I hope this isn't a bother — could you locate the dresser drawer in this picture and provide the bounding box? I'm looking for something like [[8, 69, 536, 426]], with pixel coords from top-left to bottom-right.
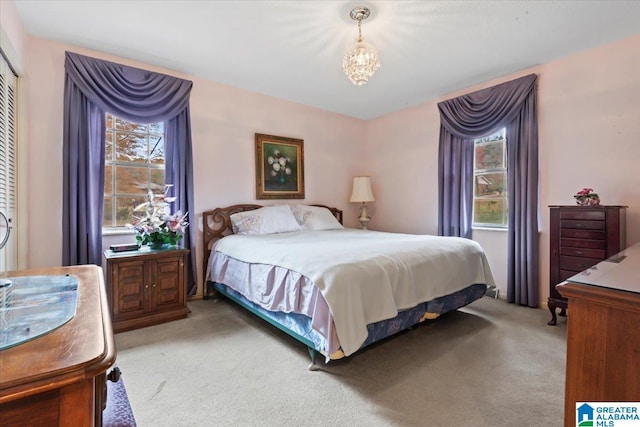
[[560, 246, 605, 259], [560, 210, 606, 221], [559, 255, 601, 272], [560, 219, 605, 230], [560, 238, 606, 250], [560, 269, 579, 282], [561, 229, 606, 240]]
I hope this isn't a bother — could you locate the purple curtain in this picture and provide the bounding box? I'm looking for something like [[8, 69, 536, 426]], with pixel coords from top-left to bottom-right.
[[165, 107, 197, 294], [438, 132, 474, 238], [63, 51, 197, 296], [437, 74, 539, 307]]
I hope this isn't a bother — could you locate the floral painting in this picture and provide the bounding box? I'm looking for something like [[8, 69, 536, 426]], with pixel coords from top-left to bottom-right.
[[255, 133, 305, 199]]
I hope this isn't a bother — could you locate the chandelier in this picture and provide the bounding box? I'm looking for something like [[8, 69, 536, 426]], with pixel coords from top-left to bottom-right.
[[342, 6, 380, 86]]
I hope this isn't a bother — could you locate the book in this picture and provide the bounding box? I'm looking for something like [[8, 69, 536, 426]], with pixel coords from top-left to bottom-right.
[[109, 243, 140, 252]]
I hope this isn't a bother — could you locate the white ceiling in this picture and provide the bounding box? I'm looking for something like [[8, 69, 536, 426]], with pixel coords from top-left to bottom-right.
[[12, 0, 640, 120]]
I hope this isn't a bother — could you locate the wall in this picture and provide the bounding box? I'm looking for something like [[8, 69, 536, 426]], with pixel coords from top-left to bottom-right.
[[24, 36, 367, 294], [366, 34, 640, 305]]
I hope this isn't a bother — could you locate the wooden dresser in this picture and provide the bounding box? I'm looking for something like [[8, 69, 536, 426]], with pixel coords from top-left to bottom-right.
[[0, 265, 116, 427], [104, 247, 190, 333], [557, 241, 640, 427], [548, 205, 626, 325]]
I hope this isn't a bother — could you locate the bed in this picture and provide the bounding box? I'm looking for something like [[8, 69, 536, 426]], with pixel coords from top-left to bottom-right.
[[203, 204, 494, 369]]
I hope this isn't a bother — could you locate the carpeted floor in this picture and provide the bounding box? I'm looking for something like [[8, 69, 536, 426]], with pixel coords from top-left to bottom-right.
[[114, 296, 567, 426]]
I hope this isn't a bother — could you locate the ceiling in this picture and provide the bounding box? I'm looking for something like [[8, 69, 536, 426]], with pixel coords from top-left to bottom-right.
[[12, 0, 640, 120]]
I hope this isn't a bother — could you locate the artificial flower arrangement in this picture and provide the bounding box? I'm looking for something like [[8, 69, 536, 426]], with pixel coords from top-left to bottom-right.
[[127, 185, 188, 249], [574, 187, 600, 206]]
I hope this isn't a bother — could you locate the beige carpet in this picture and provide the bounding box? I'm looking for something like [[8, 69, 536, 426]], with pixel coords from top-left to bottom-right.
[[114, 297, 567, 426]]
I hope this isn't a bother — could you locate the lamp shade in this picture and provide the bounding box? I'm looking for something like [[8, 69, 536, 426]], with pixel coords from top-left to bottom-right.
[[350, 176, 375, 203]]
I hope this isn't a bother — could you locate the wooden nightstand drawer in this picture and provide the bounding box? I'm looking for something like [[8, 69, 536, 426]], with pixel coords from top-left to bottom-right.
[[560, 238, 606, 250], [560, 269, 579, 282], [561, 229, 606, 240], [559, 255, 601, 272], [560, 246, 605, 259], [559, 210, 606, 221], [560, 219, 605, 230]]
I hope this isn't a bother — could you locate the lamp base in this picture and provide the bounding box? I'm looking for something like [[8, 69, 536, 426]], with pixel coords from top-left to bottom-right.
[[358, 203, 371, 230]]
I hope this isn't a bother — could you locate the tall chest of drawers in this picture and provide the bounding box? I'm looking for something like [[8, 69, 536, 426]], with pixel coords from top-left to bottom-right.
[[548, 205, 626, 325]]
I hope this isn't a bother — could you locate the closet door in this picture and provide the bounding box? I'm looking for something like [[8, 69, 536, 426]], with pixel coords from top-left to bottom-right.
[[0, 54, 17, 271]]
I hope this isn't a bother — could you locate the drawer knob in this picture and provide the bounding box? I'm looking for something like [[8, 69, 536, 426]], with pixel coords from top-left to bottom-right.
[[152, 283, 156, 288], [575, 251, 584, 255]]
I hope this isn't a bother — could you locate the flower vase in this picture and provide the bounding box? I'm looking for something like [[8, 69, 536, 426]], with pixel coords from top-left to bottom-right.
[[576, 196, 600, 206], [150, 240, 166, 250]]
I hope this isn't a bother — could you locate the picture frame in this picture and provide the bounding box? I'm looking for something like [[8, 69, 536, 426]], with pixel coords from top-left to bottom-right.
[[255, 133, 305, 199]]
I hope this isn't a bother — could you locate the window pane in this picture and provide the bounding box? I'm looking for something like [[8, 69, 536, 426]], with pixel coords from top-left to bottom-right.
[[475, 172, 506, 197], [474, 199, 506, 226], [148, 136, 164, 164], [115, 132, 148, 163], [104, 165, 113, 194], [115, 195, 146, 227], [105, 131, 114, 160], [150, 168, 165, 190], [149, 122, 164, 133], [475, 140, 504, 170], [103, 197, 113, 227], [115, 166, 148, 194], [115, 117, 146, 133], [106, 113, 113, 129]]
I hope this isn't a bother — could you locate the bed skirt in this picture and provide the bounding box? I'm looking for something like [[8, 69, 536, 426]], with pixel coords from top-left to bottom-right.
[[210, 281, 486, 361]]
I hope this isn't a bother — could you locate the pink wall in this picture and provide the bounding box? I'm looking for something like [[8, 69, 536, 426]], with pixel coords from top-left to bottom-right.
[[24, 37, 367, 294], [0, 0, 26, 69], [366, 35, 640, 305], [6, 4, 640, 305]]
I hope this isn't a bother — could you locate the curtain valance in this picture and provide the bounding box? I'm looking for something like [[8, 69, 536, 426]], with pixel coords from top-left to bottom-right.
[[64, 51, 192, 123], [438, 74, 537, 138]]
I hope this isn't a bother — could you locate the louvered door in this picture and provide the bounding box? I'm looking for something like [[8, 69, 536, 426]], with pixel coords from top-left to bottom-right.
[[0, 54, 17, 271]]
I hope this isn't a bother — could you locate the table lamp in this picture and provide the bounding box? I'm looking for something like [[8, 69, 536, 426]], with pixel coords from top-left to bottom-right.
[[349, 176, 375, 229]]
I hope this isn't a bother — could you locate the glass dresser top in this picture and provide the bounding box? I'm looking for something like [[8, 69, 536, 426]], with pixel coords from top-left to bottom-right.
[[0, 275, 78, 350], [567, 241, 640, 294]]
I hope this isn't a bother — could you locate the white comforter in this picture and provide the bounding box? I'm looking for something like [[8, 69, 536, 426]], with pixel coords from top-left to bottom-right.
[[213, 229, 495, 356]]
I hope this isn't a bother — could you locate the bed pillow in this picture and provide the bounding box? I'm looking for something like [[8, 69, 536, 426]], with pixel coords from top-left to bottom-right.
[[230, 205, 302, 235], [292, 205, 344, 231]]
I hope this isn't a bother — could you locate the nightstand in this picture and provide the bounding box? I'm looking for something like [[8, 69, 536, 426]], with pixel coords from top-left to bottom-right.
[[104, 247, 190, 333]]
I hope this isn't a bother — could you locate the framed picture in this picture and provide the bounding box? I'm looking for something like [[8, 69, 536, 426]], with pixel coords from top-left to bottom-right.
[[255, 133, 305, 199]]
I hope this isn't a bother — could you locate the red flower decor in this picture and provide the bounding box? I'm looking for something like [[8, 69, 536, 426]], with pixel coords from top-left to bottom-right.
[[574, 187, 600, 206]]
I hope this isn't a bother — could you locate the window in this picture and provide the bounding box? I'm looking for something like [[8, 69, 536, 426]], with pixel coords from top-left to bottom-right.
[[473, 128, 507, 228], [103, 113, 165, 228]]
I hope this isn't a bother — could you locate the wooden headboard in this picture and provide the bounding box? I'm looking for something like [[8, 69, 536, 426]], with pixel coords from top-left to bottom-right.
[[202, 204, 343, 280]]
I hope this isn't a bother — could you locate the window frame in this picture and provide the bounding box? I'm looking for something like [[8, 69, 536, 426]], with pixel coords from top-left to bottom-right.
[[472, 128, 508, 229], [103, 113, 165, 230]]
